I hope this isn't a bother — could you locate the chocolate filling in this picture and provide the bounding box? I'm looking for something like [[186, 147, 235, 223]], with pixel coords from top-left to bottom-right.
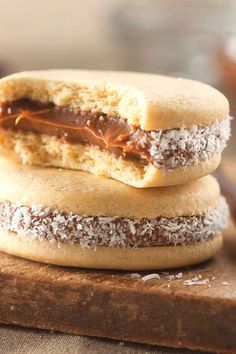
[[0, 99, 230, 169], [0, 198, 228, 248]]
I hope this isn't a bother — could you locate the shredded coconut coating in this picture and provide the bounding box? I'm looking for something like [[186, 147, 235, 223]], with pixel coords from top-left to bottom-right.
[[135, 116, 231, 169], [0, 198, 228, 248]]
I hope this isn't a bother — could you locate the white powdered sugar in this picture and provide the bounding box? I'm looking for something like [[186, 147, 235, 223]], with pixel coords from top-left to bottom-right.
[[134, 116, 231, 168], [0, 197, 228, 248]]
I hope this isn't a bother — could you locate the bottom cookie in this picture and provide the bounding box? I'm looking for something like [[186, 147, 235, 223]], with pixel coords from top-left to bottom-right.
[[0, 158, 228, 270], [0, 232, 223, 270]]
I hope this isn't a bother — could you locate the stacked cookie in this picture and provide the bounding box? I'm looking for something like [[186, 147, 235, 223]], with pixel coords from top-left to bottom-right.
[[0, 70, 230, 270]]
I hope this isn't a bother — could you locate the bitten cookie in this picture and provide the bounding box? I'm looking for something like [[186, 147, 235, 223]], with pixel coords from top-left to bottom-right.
[[0, 70, 231, 188], [0, 158, 228, 270]]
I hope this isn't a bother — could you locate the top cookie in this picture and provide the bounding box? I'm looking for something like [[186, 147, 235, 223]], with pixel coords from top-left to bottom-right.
[[0, 70, 231, 188], [0, 70, 229, 130]]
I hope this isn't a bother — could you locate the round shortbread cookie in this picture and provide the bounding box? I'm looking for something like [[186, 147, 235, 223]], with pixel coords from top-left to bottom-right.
[[0, 157, 220, 218], [0, 158, 228, 269], [0, 231, 223, 270], [0, 70, 230, 188]]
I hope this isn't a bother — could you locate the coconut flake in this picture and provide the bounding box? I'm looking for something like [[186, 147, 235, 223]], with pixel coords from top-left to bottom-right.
[[137, 116, 231, 169], [183, 275, 210, 286], [128, 273, 141, 279], [142, 273, 160, 282], [0, 197, 229, 249]]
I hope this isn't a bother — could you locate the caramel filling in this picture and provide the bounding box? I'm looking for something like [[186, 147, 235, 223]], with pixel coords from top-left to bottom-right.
[[0, 99, 230, 169], [0, 99, 152, 163]]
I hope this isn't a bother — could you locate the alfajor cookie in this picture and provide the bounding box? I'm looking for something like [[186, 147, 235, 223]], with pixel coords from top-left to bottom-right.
[[0, 158, 228, 270], [0, 70, 231, 188]]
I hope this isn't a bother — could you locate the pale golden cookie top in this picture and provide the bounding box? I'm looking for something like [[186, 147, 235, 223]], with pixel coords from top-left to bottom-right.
[[0, 158, 220, 218], [0, 70, 229, 130]]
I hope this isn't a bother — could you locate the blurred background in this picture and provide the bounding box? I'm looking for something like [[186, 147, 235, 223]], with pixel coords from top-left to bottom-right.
[[0, 0, 235, 155]]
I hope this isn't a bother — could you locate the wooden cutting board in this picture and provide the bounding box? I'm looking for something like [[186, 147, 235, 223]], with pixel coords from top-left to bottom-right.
[[0, 163, 236, 354]]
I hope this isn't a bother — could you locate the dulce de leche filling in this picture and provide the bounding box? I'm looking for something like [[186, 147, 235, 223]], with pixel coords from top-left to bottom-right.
[[0, 99, 154, 164], [0, 99, 231, 169]]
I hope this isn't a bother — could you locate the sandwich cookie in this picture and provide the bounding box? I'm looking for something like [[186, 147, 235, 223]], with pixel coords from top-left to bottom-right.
[[0, 70, 231, 188], [0, 158, 228, 270]]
